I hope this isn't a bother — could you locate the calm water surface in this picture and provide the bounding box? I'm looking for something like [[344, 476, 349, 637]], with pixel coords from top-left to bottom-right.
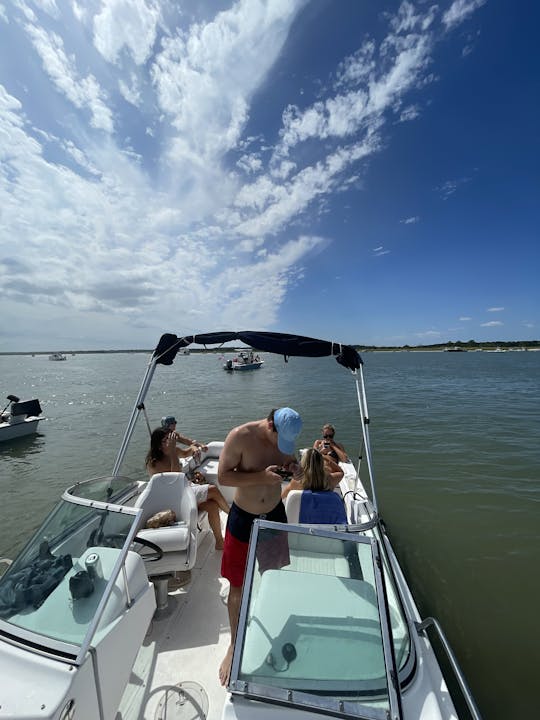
[[1, 349, 539, 719]]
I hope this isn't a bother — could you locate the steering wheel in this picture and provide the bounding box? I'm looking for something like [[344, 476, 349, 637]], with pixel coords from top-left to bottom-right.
[[100, 533, 163, 562]]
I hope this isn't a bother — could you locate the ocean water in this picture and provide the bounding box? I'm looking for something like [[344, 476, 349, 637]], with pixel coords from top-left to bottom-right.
[[1, 348, 539, 718]]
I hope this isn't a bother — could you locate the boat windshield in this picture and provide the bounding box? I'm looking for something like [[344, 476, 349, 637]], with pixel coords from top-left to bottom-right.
[[230, 521, 403, 720], [0, 477, 141, 661]]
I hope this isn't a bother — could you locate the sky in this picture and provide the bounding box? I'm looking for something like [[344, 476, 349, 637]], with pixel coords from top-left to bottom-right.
[[0, 0, 538, 351]]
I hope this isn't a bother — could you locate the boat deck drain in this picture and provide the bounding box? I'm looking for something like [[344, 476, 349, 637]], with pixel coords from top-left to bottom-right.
[[154, 682, 209, 720]]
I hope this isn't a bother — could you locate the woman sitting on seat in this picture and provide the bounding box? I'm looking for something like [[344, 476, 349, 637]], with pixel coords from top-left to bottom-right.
[[146, 427, 229, 550], [282, 448, 346, 524]]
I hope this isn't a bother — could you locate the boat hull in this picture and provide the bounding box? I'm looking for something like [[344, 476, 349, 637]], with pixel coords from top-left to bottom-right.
[[224, 361, 264, 371], [0, 418, 41, 442]]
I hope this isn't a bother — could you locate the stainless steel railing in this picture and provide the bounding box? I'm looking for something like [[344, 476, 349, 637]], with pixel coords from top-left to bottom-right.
[[415, 617, 482, 720]]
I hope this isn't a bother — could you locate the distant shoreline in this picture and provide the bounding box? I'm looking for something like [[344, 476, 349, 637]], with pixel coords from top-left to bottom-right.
[[1, 340, 538, 356]]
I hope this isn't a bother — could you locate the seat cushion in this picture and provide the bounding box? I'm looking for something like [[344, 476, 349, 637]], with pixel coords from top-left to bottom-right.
[[137, 522, 189, 552]]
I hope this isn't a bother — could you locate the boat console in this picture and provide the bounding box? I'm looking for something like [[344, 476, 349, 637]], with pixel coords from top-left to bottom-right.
[[0, 476, 156, 720]]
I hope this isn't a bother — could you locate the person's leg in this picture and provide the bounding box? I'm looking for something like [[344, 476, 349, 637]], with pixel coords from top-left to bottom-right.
[[219, 504, 250, 686], [207, 484, 230, 514], [199, 499, 224, 549], [219, 583, 242, 686]]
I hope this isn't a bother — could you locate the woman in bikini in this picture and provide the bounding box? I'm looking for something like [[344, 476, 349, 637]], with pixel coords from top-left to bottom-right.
[[145, 427, 229, 550]]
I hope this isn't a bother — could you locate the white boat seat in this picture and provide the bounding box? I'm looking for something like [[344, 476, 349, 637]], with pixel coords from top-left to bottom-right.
[[134, 472, 198, 613], [200, 457, 219, 481], [136, 522, 188, 553], [285, 489, 348, 525], [284, 490, 351, 576], [284, 490, 302, 523]]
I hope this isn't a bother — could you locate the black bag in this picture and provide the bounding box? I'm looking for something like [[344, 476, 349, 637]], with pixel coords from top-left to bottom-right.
[[69, 570, 94, 599]]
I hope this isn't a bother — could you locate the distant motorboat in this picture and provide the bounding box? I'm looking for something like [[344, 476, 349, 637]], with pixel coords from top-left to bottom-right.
[[445, 347, 468, 352], [0, 394, 44, 442], [223, 351, 264, 371], [49, 352, 67, 361]]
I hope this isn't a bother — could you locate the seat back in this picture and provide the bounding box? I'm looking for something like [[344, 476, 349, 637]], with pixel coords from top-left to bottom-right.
[[285, 489, 348, 525], [284, 490, 303, 523], [134, 472, 198, 576], [135, 472, 186, 524]]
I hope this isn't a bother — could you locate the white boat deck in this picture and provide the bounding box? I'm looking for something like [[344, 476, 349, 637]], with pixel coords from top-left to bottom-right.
[[118, 521, 230, 720]]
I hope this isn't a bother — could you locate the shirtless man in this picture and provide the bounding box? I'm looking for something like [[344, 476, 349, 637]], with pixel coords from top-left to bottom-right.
[[217, 407, 302, 686], [161, 415, 208, 455]]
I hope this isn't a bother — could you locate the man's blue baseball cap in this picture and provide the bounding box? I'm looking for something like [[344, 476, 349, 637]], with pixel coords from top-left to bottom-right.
[[274, 407, 302, 454]]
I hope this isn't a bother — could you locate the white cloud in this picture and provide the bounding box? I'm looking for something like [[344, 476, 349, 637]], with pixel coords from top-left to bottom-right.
[[487, 306, 504, 312], [24, 22, 114, 133], [93, 0, 160, 66], [236, 153, 263, 175], [436, 175, 472, 199], [459, 316, 472, 321], [481, 321, 503, 327], [276, 15, 433, 158], [152, 0, 306, 162], [118, 74, 142, 106], [400, 216, 419, 224], [443, 0, 487, 31], [398, 104, 420, 122]]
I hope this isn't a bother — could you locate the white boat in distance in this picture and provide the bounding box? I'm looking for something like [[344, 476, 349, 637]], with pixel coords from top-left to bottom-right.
[[49, 352, 67, 361], [224, 350, 264, 371], [0, 394, 44, 442], [0, 331, 481, 720]]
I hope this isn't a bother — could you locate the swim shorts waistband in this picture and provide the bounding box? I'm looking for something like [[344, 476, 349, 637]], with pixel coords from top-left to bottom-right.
[[227, 500, 287, 543]]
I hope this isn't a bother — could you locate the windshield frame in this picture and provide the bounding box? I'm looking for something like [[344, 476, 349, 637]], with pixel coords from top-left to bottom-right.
[[229, 519, 403, 720]]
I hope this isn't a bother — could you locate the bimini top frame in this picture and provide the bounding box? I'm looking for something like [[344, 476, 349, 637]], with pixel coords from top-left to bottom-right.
[[110, 330, 379, 510]]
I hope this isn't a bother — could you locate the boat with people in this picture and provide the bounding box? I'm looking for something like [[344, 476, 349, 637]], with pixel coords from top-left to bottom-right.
[[0, 394, 44, 442], [224, 350, 264, 371], [0, 331, 481, 720], [49, 352, 67, 361]]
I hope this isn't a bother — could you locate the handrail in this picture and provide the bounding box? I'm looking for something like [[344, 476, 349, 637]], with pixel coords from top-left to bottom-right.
[[415, 617, 482, 720]]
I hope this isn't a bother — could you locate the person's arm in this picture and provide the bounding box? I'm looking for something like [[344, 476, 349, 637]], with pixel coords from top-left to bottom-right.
[[326, 439, 348, 462], [323, 455, 344, 489], [173, 430, 207, 450], [218, 427, 283, 488], [281, 475, 304, 499], [164, 433, 182, 471]]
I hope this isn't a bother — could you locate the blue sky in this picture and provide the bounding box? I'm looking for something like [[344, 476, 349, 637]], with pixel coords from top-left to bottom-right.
[[0, 0, 538, 350]]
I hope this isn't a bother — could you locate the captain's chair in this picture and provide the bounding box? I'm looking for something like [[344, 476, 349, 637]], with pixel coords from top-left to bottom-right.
[[134, 472, 198, 613]]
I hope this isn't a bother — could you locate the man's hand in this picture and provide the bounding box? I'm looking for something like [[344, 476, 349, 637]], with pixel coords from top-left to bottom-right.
[[267, 465, 291, 484]]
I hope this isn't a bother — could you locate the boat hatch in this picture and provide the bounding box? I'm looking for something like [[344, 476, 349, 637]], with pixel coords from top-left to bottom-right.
[[230, 520, 404, 720], [0, 476, 143, 662]]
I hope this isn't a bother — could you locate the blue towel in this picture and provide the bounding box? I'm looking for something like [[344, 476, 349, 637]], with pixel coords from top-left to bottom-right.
[[299, 490, 347, 524]]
